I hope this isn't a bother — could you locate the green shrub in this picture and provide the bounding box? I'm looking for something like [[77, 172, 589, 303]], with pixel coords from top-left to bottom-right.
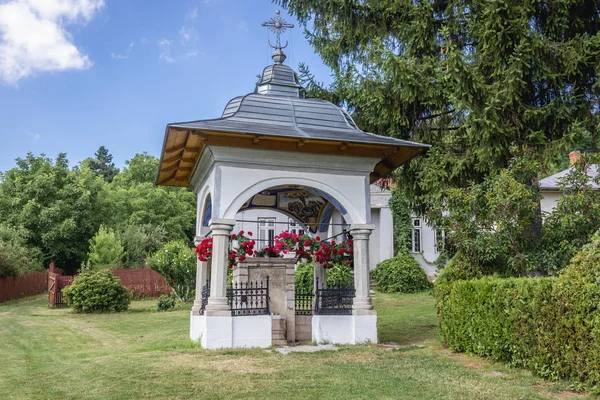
[[0, 224, 44, 277], [325, 263, 353, 288], [157, 293, 176, 311], [436, 230, 600, 389], [0, 249, 19, 277], [295, 262, 314, 292], [435, 253, 483, 284], [121, 223, 167, 267], [63, 269, 131, 313], [87, 226, 124, 268], [147, 240, 196, 302], [371, 253, 431, 293], [294, 262, 354, 292]]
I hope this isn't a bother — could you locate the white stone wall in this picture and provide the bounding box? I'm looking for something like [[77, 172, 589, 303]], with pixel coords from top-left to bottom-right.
[[312, 315, 377, 344]]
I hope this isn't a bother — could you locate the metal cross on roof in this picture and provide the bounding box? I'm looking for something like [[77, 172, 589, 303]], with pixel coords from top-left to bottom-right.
[[261, 10, 294, 49]]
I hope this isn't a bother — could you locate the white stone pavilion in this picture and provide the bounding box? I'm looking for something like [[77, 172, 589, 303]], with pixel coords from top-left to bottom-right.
[[156, 11, 429, 349]]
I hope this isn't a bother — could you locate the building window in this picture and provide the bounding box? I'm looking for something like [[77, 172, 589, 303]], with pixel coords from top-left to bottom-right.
[[434, 229, 445, 253], [410, 219, 421, 253], [288, 219, 304, 236], [258, 218, 275, 250]]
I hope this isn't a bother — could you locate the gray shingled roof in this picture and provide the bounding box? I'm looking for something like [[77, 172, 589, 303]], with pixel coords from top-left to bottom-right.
[[166, 60, 429, 150], [169, 93, 429, 149], [539, 165, 599, 190]]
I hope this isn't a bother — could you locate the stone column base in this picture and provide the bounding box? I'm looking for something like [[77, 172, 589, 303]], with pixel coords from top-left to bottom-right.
[[311, 313, 377, 345], [190, 313, 272, 349]]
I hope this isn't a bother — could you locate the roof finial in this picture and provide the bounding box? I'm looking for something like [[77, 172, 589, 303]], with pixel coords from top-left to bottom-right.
[[261, 10, 294, 64]]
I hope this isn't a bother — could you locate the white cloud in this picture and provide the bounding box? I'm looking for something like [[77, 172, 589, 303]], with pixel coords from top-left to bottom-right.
[[157, 39, 174, 63], [26, 131, 40, 141], [186, 8, 198, 19], [0, 0, 104, 85], [179, 26, 195, 43], [111, 41, 134, 60]]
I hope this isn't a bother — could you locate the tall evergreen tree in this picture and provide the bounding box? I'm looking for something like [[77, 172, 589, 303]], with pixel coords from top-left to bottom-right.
[[89, 146, 119, 183], [279, 0, 600, 216]]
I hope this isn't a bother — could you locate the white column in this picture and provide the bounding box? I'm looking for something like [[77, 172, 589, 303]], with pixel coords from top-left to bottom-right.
[[313, 261, 326, 291], [350, 224, 375, 314], [205, 218, 236, 316]]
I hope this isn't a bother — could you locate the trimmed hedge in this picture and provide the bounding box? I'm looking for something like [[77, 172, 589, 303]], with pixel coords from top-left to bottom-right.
[[437, 231, 600, 389], [63, 269, 131, 313], [371, 253, 431, 293]]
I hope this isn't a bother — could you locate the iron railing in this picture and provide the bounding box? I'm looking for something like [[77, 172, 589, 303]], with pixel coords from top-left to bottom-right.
[[227, 277, 270, 316], [314, 277, 354, 315], [198, 279, 210, 316], [295, 288, 314, 315]]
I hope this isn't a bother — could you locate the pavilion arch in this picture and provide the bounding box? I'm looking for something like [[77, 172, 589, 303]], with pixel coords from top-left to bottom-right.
[[221, 177, 363, 227]]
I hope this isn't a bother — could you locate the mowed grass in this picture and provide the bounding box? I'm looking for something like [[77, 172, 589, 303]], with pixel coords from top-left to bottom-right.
[[0, 292, 583, 399]]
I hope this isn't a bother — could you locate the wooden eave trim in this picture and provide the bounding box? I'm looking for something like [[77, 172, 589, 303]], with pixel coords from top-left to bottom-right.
[[158, 126, 427, 187]]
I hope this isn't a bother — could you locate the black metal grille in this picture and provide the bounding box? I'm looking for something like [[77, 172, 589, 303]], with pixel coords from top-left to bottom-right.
[[295, 289, 314, 315], [199, 279, 210, 316], [227, 276, 270, 316], [315, 277, 355, 315]]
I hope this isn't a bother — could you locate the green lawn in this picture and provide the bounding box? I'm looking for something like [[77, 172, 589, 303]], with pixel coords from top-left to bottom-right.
[[0, 292, 584, 399]]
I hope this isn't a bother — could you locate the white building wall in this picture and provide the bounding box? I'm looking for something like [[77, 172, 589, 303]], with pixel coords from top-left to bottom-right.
[[419, 219, 439, 264], [234, 209, 295, 248], [540, 190, 560, 215], [377, 207, 394, 267], [369, 208, 381, 268]]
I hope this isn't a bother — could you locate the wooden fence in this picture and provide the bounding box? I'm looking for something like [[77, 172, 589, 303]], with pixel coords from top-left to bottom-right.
[[0, 271, 48, 303], [111, 268, 171, 298]]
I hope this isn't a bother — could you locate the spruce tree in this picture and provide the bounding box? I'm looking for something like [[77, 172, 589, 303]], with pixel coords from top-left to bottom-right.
[[89, 146, 119, 183], [279, 0, 600, 215]]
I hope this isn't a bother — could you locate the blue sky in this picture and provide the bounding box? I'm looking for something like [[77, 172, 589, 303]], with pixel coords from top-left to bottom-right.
[[0, 0, 332, 172]]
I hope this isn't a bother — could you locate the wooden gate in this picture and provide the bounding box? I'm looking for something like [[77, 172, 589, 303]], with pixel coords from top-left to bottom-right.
[[48, 272, 73, 308]]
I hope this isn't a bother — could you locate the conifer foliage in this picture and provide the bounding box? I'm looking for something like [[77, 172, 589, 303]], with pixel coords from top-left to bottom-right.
[[280, 0, 600, 212]]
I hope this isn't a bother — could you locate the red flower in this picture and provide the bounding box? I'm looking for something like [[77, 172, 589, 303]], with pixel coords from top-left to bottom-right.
[[247, 231, 252, 236], [231, 234, 237, 239], [239, 230, 245, 235], [303, 239, 312, 247], [315, 236, 321, 241]]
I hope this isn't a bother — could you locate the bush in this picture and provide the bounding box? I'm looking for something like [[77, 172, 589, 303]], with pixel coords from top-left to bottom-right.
[[157, 293, 176, 311], [436, 230, 600, 390], [63, 269, 131, 313], [87, 226, 124, 268], [435, 253, 483, 284], [0, 224, 44, 277], [371, 253, 431, 293], [295, 262, 354, 292], [121, 223, 167, 267], [147, 240, 196, 302], [0, 249, 18, 277]]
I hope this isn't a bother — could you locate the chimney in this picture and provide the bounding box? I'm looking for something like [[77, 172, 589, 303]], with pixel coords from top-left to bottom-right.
[[570, 150, 581, 166]]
